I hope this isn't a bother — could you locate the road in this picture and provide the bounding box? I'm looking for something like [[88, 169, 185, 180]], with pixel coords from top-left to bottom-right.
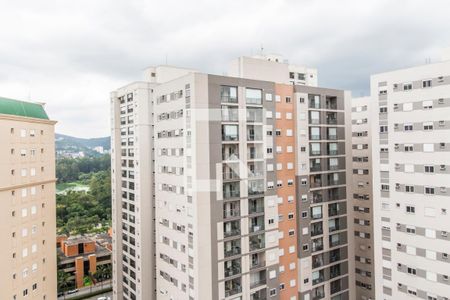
[[58, 281, 112, 300], [84, 291, 112, 300]]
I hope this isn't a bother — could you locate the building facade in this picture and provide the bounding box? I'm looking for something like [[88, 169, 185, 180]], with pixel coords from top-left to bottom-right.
[[57, 234, 112, 290], [371, 59, 450, 299], [294, 86, 354, 300], [111, 55, 353, 300], [350, 97, 375, 300], [0, 97, 57, 300]]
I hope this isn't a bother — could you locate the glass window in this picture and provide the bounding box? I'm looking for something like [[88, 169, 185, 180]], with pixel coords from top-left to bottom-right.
[[246, 88, 262, 105]]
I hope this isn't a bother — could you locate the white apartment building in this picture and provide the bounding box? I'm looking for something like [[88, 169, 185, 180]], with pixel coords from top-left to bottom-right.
[[350, 97, 375, 300], [371, 58, 450, 300], [111, 56, 354, 300]]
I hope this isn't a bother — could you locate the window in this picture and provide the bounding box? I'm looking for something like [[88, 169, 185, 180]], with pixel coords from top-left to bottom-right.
[[407, 267, 416, 275], [425, 187, 435, 195], [406, 206, 415, 214], [379, 106, 387, 113], [405, 185, 414, 193], [380, 125, 388, 133], [20, 129, 27, 137], [423, 122, 433, 130], [404, 144, 414, 152], [404, 124, 413, 131], [285, 97, 291, 103], [245, 88, 262, 105], [423, 100, 433, 109], [403, 83, 412, 91], [422, 80, 432, 88], [425, 165, 434, 173]]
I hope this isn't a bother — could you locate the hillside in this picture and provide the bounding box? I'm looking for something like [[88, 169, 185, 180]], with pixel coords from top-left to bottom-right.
[[56, 133, 110, 158]]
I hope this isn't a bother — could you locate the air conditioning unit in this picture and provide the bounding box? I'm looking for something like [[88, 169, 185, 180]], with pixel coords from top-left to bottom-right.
[[441, 231, 448, 237], [439, 98, 444, 104]]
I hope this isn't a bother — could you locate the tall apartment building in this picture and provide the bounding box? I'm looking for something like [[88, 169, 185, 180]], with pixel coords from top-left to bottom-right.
[[111, 55, 353, 300], [0, 97, 57, 300], [371, 58, 450, 299], [350, 97, 375, 300]]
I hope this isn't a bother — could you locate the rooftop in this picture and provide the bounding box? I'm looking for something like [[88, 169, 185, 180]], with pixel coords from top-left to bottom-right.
[[0, 96, 49, 120]]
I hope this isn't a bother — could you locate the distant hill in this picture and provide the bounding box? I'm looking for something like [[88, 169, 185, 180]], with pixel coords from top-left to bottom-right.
[[56, 133, 110, 158]]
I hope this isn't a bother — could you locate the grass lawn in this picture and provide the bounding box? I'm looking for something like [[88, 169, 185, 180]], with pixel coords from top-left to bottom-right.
[[57, 181, 90, 194]]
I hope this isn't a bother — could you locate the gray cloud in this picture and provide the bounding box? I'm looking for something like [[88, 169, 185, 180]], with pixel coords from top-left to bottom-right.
[[0, 0, 449, 137]]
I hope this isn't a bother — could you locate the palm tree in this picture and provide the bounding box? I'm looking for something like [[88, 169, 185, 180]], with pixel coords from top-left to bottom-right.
[[57, 270, 70, 300]]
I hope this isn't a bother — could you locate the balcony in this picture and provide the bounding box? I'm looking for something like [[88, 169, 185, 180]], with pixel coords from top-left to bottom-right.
[[223, 182, 240, 199], [250, 252, 266, 269], [312, 238, 324, 252], [249, 198, 264, 214], [247, 125, 263, 141], [222, 144, 239, 161], [221, 86, 238, 104], [246, 88, 263, 105], [329, 234, 341, 247], [248, 179, 264, 196], [222, 125, 239, 142], [326, 112, 338, 125], [247, 144, 263, 160], [311, 206, 323, 220], [224, 201, 240, 218], [222, 106, 239, 122], [329, 219, 341, 232], [223, 171, 240, 181], [312, 286, 325, 300], [329, 249, 341, 263], [312, 254, 324, 268], [309, 95, 321, 109], [224, 239, 241, 257], [247, 107, 263, 123], [325, 96, 338, 110], [250, 270, 266, 288], [248, 161, 264, 178], [311, 222, 324, 236], [312, 270, 324, 285], [249, 234, 265, 251], [225, 278, 242, 297], [224, 259, 241, 277], [251, 289, 267, 300], [249, 216, 265, 233], [224, 220, 241, 238], [311, 192, 323, 203]]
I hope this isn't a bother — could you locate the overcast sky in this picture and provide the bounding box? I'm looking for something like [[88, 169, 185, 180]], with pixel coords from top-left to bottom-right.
[[1, 0, 449, 138]]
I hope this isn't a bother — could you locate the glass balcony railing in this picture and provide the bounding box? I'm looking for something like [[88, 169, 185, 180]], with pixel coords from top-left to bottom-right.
[[225, 264, 241, 277], [224, 246, 241, 257], [224, 228, 241, 238], [224, 208, 240, 218]]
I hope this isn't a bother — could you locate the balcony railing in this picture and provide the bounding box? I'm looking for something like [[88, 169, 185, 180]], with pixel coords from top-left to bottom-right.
[[223, 172, 240, 180], [225, 265, 242, 277], [249, 205, 264, 214], [250, 278, 266, 289], [221, 96, 238, 104], [224, 208, 240, 218], [224, 228, 241, 238], [225, 286, 242, 297], [249, 224, 265, 233], [225, 247, 241, 257]]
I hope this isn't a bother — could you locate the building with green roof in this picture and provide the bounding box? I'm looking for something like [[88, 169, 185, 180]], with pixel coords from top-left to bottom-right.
[[0, 96, 49, 120]]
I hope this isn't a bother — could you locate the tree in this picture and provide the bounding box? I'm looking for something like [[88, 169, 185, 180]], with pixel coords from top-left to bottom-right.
[[57, 270, 71, 299]]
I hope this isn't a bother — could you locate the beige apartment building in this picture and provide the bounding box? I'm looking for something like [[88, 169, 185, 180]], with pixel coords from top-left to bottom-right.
[[111, 55, 353, 300], [350, 97, 374, 300], [371, 56, 450, 299], [0, 97, 57, 300]]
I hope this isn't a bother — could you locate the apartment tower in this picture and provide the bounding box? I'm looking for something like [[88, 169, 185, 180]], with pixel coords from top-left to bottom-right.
[[111, 55, 353, 300], [350, 97, 375, 300], [371, 57, 450, 299], [0, 97, 57, 300]]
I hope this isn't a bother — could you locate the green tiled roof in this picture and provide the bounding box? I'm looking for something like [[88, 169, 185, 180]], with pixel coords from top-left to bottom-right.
[[0, 96, 49, 120]]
